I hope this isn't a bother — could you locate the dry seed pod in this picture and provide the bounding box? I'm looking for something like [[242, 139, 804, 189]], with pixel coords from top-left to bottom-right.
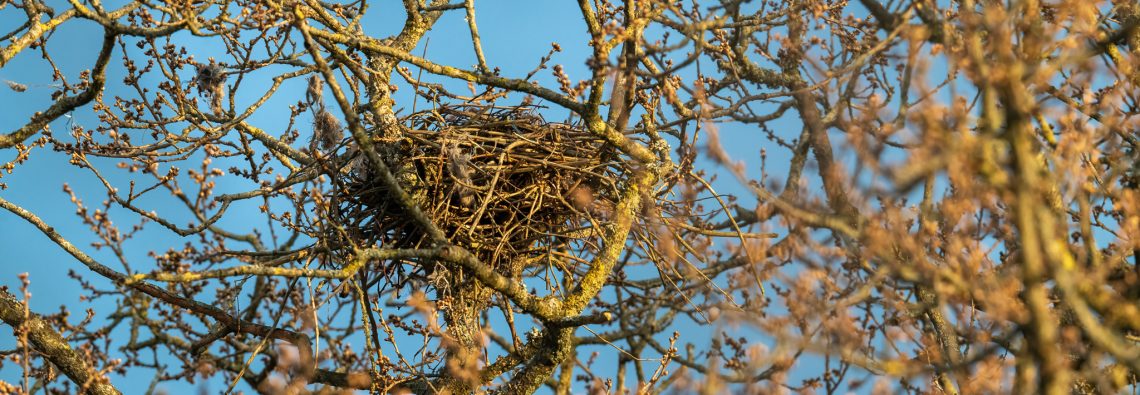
[[445, 145, 475, 206], [6, 80, 27, 92], [445, 145, 473, 181], [312, 109, 343, 151], [193, 61, 226, 113], [306, 74, 324, 108]]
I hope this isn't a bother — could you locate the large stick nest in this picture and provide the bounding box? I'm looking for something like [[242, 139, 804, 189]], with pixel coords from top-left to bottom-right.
[[334, 104, 623, 279]]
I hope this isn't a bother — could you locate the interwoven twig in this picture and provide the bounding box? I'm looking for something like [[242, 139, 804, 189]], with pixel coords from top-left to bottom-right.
[[333, 104, 625, 284]]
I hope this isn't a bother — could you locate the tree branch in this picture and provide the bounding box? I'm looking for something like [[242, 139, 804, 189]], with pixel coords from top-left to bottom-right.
[[0, 31, 114, 149], [0, 290, 121, 395]]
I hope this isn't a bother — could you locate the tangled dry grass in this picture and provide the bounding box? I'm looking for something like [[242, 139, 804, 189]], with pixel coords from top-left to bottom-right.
[[193, 60, 226, 113], [312, 109, 343, 152], [331, 104, 626, 284]]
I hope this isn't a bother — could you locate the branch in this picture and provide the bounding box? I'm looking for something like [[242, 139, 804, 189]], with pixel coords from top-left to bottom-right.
[[0, 31, 114, 149], [66, 0, 189, 37], [857, 0, 944, 43], [306, 23, 661, 164], [0, 9, 75, 67], [547, 311, 612, 328], [295, 9, 448, 244], [306, 27, 583, 114], [857, 0, 897, 30], [463, 0, 488, 73], [126, 264, 344, 284], [0, 290, 121, 395], [352, 246, 562, 321], [562, 170, 657, 314], [0, 196, 320, 381]]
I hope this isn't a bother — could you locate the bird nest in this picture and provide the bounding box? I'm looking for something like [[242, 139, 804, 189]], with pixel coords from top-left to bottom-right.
[[333, 104, 622, 281]]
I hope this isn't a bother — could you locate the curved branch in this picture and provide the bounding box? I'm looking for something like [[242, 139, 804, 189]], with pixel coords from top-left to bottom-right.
[[0, 9, 76, 67], [0, 31, 114, 149]]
